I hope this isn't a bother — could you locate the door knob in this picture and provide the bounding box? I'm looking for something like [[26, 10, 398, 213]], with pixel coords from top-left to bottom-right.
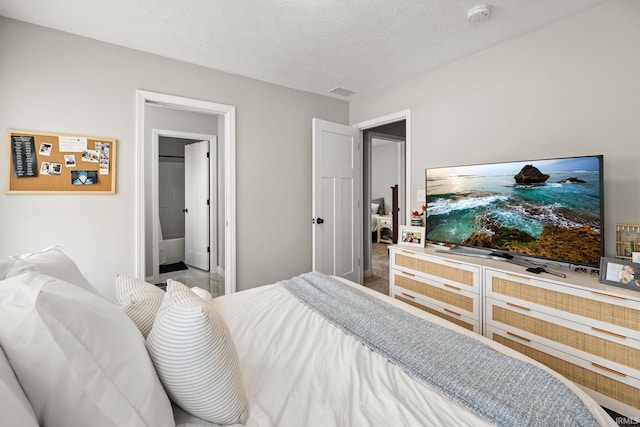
[[316, 218, 324, 224], [183, 208, 188, 213]]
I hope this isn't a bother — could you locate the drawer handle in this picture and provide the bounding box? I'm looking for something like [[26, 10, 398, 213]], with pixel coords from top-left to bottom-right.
[[590, 291, 626, 301], [401, 271, 415, 277], [506, 273, 531, 281], [444, 283, 462, 292], [400, 292, 415, 299], [506, 302, 531, 311], [591, 327, 627, 340], [443, 308, 461, 317], [506, 331, 531, 343], [591, 363, 627, 378]]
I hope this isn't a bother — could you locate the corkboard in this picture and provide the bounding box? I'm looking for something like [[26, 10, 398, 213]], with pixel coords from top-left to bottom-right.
[[6, 130, 116, 194]]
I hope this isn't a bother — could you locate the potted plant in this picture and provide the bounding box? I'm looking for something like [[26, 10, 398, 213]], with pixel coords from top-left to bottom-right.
[[411, 205, 426, 226]]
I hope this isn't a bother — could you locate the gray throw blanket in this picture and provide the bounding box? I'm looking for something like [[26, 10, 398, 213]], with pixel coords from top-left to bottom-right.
[[281, 272, 600, 427]]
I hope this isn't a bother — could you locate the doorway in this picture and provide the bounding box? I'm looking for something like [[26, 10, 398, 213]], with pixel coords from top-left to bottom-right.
[[155, 134, 224, 294], [135, 90, 237, 295], [356, 112, 409, 296]]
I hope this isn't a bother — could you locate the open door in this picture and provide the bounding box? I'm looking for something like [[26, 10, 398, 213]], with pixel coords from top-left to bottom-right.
[[184, 140, 210, 270], [312, 118, 361, 283]]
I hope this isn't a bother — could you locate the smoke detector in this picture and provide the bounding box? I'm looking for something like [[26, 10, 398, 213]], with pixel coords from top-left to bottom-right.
[[467, 4, 492, 22]]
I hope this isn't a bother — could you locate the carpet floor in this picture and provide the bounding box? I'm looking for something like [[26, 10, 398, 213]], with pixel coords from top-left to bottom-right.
[[363, 242, 390, 295]]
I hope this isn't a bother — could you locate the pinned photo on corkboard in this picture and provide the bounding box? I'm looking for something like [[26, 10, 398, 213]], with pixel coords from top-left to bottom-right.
[[6, 130, 116, 194], [71, 170, 98, 185]]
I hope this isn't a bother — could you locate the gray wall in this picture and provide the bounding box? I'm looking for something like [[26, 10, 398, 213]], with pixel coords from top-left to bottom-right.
[[0, 17, 348, 299], [371, 139, 400, 216], [350, 0, 640, 260]]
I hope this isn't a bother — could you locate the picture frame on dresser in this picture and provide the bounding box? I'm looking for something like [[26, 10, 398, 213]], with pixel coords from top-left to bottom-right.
[[599, 256, 640, 291], [398, 226, 426, 248]]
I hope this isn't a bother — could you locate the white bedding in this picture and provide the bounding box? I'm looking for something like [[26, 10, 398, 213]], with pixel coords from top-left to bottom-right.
[[180, 278, 615, 427], [371, 213, 380, 233]]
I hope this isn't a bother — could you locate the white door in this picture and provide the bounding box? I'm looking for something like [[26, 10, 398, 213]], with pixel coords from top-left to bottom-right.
[[312, 118, 361, 283], [184, 140, 210, 270]]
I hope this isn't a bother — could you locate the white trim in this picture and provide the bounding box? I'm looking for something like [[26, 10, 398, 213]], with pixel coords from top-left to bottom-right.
[[135, 90, 237, 294], [353, 109, 411, 224]]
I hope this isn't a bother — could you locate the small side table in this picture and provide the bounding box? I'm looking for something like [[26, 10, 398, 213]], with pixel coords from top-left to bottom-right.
[[377, 216, 393, 244]]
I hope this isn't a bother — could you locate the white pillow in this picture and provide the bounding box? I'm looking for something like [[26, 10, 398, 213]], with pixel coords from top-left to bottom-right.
[[5, 246, 99, 295], [146, 279, 248, 425], [115, 274, 166, 337], [190, 286, 214, 302], [0, 257, 17, 280], [371, 203, 380, 214], [0, 272, 175, 427], [0, 346, 38, 427]]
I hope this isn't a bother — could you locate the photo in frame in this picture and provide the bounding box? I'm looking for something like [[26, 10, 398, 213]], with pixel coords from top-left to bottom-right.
[[398, 226, 426, 248], [599, 257, 640, 291]]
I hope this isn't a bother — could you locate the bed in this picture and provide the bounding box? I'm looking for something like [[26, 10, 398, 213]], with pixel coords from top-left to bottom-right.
[[0, 247, 617, 427], [371, 197, 387, 234]]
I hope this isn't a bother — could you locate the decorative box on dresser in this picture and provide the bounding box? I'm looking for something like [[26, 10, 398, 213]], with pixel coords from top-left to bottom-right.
[[389, 245, 640, 419], [389, 245, 482, 333]]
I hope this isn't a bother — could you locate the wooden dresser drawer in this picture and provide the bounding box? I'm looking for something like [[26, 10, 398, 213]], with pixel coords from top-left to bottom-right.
[[488, 326, 640, 414], [486, 298, 640, 375], [392, 249, 481, 293], [395, 294, 478, 333], [486, 269, 640, 340], [394, 273, 477, 315], [389, 246, 482, 334]]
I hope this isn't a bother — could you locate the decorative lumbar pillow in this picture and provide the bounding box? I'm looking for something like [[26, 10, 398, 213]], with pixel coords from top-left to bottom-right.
[[115, 274, 166, 337], [5, 246, 99, 295], [190, 286, 214, 302], [146, 279, 248, 425], [0, 272, 175, 427], [0, 346, 38, 427]]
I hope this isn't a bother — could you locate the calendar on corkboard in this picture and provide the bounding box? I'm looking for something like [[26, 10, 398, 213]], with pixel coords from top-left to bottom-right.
[[6, 130, 116, 194]]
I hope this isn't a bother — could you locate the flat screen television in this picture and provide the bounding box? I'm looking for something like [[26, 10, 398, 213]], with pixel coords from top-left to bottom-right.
[[425, 155, 604, 267]]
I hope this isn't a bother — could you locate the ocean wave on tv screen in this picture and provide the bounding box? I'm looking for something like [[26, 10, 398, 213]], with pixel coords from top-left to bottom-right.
[[426, 174, 601, 245]]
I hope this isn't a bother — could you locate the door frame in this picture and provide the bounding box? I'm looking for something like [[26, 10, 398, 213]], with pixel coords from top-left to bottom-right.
[[364, 133, 405, 276], [151, 130, 217, 281], [135, 90, 237, 294], [354, 109, 411, 225], [354, 110, 411, 282]]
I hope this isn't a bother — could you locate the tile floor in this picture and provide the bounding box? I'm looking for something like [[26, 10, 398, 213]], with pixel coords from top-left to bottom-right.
[[157, 266, 225, 297]]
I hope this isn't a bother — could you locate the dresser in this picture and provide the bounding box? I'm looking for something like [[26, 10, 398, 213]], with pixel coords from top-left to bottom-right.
[[389, 246, 481, 333], [389, 244, 640, 418]]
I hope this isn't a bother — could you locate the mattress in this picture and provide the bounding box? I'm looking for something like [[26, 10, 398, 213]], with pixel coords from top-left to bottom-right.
[[176, 277, 616, 427]]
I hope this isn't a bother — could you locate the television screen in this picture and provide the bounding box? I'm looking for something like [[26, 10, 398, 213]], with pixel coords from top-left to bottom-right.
[[425, 155, 604, 267]]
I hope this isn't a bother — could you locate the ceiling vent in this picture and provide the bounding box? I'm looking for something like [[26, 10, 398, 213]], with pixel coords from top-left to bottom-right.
[[467, 4, 492, 22], [328, 86, 358, 97]]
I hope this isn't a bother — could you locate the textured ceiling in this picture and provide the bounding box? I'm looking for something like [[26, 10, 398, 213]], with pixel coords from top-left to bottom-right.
[[0, 0, 608, 99]]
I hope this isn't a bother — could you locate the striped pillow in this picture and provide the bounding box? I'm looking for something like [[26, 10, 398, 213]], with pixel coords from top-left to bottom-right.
[[114, 275, 165, 338], [146, 279, 248, 425], [190, 286, 213, 302]]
